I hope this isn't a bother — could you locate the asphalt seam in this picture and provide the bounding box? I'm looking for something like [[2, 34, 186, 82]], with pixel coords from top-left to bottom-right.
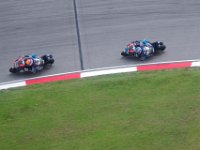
[[73, 0, 84, 70]]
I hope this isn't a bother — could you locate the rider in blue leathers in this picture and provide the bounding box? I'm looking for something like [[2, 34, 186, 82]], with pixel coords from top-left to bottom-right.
[[135, 47, 142, 57], [137, 39, 154, 57], [140, 39, 149, 46], [123, 39, 153, 58], [24, 54, 44, 73], [133, 39, 148, 57]]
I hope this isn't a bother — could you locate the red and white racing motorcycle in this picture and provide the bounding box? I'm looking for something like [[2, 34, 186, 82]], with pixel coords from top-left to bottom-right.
[[9, 54, 54, 73]]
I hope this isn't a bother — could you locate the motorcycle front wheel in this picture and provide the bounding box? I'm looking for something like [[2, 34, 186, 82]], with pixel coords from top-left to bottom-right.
[[9, 67, 18, 73], [121, 51, 129, 56]]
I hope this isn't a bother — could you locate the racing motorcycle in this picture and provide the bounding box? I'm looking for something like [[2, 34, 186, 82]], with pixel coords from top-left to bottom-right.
[[9, 54, 55, 73], [121, 41, 166, 61]]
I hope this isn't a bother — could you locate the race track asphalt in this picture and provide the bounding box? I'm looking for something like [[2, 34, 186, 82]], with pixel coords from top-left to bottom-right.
[[0, 0, 200, 83]]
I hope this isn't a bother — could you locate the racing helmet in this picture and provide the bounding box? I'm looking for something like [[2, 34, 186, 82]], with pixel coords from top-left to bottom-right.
[[142, 39, 148, 45], [32, 53, 37, 58], [34, 58, 42, 65], [25, 58, 33, 66], [143, 46, 150, 55], [143, 46, 150, 51]]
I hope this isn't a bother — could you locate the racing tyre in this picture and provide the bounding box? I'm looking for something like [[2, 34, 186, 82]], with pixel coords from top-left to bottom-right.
[[41, 55, 54, 64], [9, 67, 18, 73], [158, 45, 166, 51], [121, 51, 128, 56], [48, 58, 54, 64]]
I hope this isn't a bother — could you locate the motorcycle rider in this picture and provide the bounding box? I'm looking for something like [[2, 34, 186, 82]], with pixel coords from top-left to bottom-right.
[[23, 54, 43, 73], [138, 39, 154, 56], [133, 40, 146, 57], [23, 55, 36, 73], [139, 39, 151, 47], [124, 39, 153, 57], [135, 46, 143, 57]]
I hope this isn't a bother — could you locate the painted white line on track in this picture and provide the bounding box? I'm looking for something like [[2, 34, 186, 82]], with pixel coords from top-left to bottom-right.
[[81, 67, 137, 78], [191, 61, 200, 67], [0, 81, 26, 90]]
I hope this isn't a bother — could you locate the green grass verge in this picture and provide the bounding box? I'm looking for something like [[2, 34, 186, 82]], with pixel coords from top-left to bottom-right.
[[0, 68, 200, 150]]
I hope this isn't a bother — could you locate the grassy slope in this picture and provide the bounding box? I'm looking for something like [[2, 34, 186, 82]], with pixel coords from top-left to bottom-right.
[[0, 68, 200, 150]]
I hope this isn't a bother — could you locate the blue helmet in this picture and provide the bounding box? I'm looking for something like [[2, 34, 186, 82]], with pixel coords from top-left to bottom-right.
[[31, 53, 37, 58], [142, 39, 148, 45]]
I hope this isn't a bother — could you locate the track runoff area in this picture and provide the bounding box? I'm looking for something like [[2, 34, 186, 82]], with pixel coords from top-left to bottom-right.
[[1, 59, 200, 90]]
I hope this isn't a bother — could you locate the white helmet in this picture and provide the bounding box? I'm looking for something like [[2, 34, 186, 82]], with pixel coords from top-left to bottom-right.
[[34, 58, 42, 65], [143, 46, 150, 55], [143, 46, 149, 51]]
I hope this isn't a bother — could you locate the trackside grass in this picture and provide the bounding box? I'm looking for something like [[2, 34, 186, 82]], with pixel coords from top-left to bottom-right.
[[0, 68, 200, 150]]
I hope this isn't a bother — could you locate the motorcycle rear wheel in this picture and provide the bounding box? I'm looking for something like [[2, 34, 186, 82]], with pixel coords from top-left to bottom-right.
[[158, 45, 166, 51], [48, 58, 54, 64]]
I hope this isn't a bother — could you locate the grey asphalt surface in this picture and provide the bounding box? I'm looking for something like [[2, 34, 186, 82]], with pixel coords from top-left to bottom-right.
[[1, 0, 200, 83], [0, 0, 80, 83]]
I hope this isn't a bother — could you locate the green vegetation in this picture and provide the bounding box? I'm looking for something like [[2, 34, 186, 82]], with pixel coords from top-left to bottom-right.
[[0, 68, 200, 150]]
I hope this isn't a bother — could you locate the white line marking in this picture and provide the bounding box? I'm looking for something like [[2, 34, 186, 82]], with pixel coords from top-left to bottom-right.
[[0, 81, 26, 90], [191, 61, 200, 67], [81, 67, 137, 78]]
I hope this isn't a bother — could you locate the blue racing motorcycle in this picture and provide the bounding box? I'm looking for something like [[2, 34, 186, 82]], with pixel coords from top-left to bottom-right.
[[121, 40, 166, 61]]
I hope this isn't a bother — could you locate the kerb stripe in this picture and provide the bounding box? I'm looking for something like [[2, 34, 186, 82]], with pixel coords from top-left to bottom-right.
[[137, 62, 192, 71], [26, 73, 80, 85]]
